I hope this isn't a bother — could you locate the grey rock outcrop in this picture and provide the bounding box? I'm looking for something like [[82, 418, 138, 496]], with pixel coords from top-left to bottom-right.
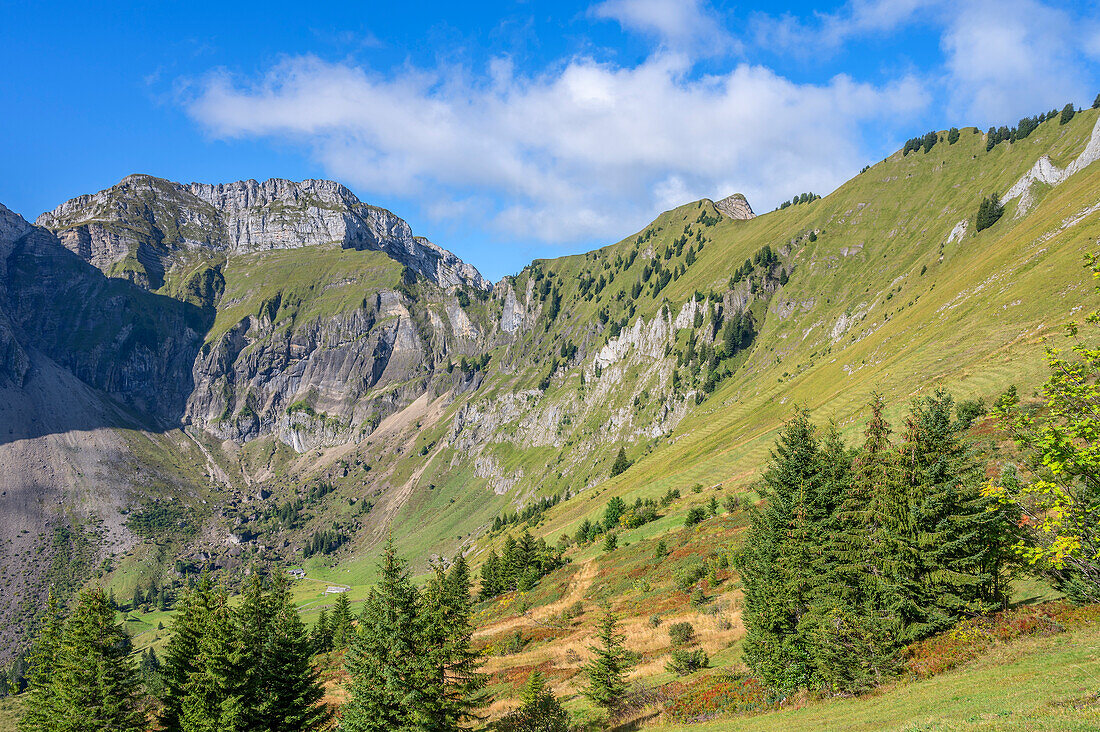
[[714, 193, 755, 220]]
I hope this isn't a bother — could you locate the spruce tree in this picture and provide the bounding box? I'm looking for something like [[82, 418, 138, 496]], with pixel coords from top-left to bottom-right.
[[495, 670, 570, 731], [736, 412, 827, 689], [1060, 102, 1076, 125], [160, 575, 219, 732], [330, 592, 353, 650], [830, 394, 904, 607], [609, 447, 631, 477], [478, 551, 502, 600], [244, 574, 331, 732], [898, 390, 1008, 634], [581, 607, 631, 717], [179, 589, 245, 732], [47, 589, 144, 732], [342, 539, 422, 732], [414, 559, 488, 729], [310, 608, 332, 654], [17, 593, 63, 732], [814, 396, 904, 690]]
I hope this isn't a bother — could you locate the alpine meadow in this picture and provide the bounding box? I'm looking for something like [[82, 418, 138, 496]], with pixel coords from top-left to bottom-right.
[[4, 3, 1100, 730]]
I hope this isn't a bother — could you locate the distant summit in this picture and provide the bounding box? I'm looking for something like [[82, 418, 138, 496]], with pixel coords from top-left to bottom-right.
[[713, 193, 755, 220]]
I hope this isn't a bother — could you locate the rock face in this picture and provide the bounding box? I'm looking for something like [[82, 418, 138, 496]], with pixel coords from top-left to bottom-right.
[[38, 175, 488, 291], [1003, 113, 1100, 216], [186, 288, 486, 450], [713, 193, 755, 220]]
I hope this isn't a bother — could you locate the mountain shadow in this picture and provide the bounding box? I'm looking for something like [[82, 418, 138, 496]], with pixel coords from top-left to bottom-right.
[[0, 225, 207, 443]]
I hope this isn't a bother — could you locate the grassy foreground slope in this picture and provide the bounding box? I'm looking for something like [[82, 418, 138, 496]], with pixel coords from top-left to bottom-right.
[[661, 626, 1100, 732]]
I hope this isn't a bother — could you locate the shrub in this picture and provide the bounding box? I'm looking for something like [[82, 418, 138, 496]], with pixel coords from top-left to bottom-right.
[[668, 622, 696, 646], [675, 565, 706, 591], [664, 674, 780, 722], [654, 540, 668, 559], [666, 648, 710, 675], [684, 507, 707, 527], [723, 495, 740, 513], [955, 397, 987, 429], [690, 588, 707, 607], [563, 601, 585, 620], [649, 614, 662, 628], [499, 630, 528, 656], [603, 532, 618, 553]]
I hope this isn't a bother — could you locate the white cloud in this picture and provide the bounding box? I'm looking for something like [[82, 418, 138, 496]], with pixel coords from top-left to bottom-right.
[[941, 0, 1092, 125], [591, 0, 737, 55], [187, 53, 926, 245], [750, 0, 1097, 126]]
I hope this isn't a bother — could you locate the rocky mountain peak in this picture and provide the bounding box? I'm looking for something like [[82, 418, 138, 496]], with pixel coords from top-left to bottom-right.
[[37, 175, 488, 291], [714, 193, 755, 220]]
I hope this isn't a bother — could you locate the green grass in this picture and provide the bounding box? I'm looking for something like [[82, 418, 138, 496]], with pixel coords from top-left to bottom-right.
[[208, 245, 404, 343], [0, 695, 21, 731], [657, 625, 1100, 731]]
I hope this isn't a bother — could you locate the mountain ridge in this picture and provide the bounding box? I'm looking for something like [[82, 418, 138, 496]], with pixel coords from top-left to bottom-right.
[[37, 173, 489, 291]]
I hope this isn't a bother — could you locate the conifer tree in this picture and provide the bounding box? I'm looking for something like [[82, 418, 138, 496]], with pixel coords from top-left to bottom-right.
[[830, 394, 904, 607], [493, 670, 570, 731], [898, 390, 1009, 634], [243, 574, 331, 732], [160, 574, 220, 732], [330, 592, 353, 650], [414, 559, 488, 730], [975, 194, 1004, 232], [17, 593, 63, 732], [813, 397, 904, 690], [37, 589, 145, 732], [609, 447, 631, 477], [737, 412, 828, 689], [179, 589, 245, 732], [479, 551, 502, 600], [1060, 103, 1076, 125], [310, 608, 332, 654], [342, 539, 422, 732], [582, 608, 631, 717]]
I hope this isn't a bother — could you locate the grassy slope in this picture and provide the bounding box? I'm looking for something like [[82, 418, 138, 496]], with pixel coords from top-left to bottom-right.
[[209, 245, 405, 343], [483, 110, 1100, 553], [660, 626, 1100, 731]]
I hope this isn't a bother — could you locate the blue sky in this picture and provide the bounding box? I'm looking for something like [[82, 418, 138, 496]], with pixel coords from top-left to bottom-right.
[[2, 0, 1098, 280]]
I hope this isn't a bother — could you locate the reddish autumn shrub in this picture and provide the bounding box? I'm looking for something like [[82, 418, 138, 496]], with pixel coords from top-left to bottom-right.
[[664, 673, 781, 723], [905, 603, 1088, 678]]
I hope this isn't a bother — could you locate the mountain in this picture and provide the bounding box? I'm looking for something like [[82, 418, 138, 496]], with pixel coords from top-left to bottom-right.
[[2, 108, 1100, 668]]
